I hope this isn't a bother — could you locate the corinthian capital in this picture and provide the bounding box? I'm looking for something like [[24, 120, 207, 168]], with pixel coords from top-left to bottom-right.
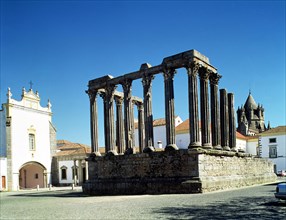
[[163, 68, 177, 81], [186, 61, 200, 77], [122, 79, 132, 100], [105, 84, 117, 103], [87, 90, 97, 103], [209, 72, 222, 85], [114, 96, 123, 105], [198, 67, 211, 81], [142, 74, 154, 87]]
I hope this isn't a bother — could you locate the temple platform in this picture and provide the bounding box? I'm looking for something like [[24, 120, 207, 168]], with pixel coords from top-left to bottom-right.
[[82, 149, 277, 195]]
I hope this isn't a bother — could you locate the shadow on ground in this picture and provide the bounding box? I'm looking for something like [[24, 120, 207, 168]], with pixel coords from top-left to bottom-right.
[[153, 196, 286, 220], [9, 190, 86, 198]]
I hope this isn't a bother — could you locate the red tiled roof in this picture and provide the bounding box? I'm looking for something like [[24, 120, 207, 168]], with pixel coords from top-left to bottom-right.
[[236, 131, 247, 140], [153, 118, 166, 127], [134, 117, 166, 129], [55, 140, 91, 157], [260, 126, 286, 135], [175, 119, 189, 132]]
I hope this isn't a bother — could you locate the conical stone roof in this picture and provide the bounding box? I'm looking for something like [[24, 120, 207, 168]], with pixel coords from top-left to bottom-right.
[[244, 92, 257, 110]]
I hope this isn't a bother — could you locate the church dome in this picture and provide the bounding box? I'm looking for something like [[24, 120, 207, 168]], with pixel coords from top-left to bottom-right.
[[244, 93, 257, 110]]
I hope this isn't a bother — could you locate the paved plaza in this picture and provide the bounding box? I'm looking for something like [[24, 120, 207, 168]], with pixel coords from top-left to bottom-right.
[[0, 182, 285, 220]]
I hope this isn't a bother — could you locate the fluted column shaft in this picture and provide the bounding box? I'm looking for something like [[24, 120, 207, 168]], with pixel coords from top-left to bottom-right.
[[122, 79, 135, 153], [220, 89, 230, 150], [104, 84, 117, 154], [186, 62, 200, 148], [142, 75, 155, 149], [228, 93, 236, 151], [163, 68, 177, 149], [136, 102, 144, 153], [199, 67, 212, 148], [210, 73, 222, 150], [88, 91, 100, 154], [115, 96, 125, 154]]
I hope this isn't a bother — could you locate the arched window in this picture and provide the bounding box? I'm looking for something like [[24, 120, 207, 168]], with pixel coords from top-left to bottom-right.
[[60, 166, 67, 180]]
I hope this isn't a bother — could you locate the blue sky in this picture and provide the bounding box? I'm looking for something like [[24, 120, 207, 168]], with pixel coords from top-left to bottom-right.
[[1, 0, 285, 146]]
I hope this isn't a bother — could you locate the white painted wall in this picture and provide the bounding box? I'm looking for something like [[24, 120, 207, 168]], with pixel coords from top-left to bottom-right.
[[246, 139, 258, 156], [0, 157, 7, 190], [176, 133, 190, 149], [261, 134, 286, 172], [134, 116, 183, 149], [154, 126, 166, 148], [236, 138, 247, 152], [0, 108, 7, 156], [2, 88, 54, 190], [58, 160, 75, 185]]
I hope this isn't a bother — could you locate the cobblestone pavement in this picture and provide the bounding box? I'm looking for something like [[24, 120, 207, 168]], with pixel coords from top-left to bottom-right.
[[0, 182, 285, 220]]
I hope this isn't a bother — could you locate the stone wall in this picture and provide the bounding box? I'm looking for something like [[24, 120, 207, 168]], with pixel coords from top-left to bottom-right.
[[83, 149, 277, 195]]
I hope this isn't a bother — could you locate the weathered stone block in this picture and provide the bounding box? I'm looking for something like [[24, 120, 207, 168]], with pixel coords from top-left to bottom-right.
[[83, 149, 277, 195]]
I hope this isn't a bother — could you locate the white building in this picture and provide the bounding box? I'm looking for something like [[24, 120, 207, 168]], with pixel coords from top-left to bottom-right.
[[52, 140, 91, 186], [0, 87, 56, 191], [175, 119, 248, 152], [260, 126, 286, 173], [134, 116, 183, 149]]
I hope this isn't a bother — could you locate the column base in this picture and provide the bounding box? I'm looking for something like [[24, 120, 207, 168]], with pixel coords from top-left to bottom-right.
[[202, 143, 212, 149], [213, 145, 222, 150], [165, 144, 179, 151], [143, 146, 155, 153], [238, 149, 246, 153], [223, 146, 231, 151], [188, 142, 201, 149], [231, 148, 238, 152], [125, 147, 136, 155], [106, 150, 118, 156], [90, 151, 102, 157]]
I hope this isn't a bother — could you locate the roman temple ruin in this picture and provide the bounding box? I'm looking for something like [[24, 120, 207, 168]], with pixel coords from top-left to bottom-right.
[[83, 49, 276, 195]]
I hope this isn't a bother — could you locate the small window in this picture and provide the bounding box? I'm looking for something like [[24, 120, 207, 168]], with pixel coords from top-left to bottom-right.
[[61, 168, 67, 180], [35, 173, 38, 179], [29, 134, 36, 150], [269, 138, 277, 143], [269, 146, 277, 158]]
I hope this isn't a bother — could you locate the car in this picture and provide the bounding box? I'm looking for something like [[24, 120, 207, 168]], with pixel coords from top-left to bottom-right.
[[275, 183, 286, 200], [276, 170, 286, 177]]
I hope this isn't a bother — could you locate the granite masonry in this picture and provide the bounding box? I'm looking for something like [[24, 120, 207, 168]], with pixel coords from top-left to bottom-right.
[[83, 49, 276, 195]]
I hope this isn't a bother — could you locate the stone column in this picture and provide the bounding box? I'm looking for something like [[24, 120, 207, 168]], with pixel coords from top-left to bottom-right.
[[198, 67, 212, 149], [228, 93, 237, 151], [85, 161, 89, 181], [220, 89, 230, 150], [122, 79, 136, 154], [104, 84, 118, 155], [163, 68, 178, 150], [115, 96, 125, 154], [88, 91, 101, 156], [136, 101, 145, 153], [99, 91, 107, 149], [73, 160, 77, 186], [78, 160, 82, 186], [209, 73, 222, 150], [186, 62, 200, 148], [142, 74, 155, 152]]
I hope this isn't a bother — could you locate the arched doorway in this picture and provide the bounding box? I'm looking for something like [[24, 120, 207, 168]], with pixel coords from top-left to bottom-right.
[[19, 162, 47, 189]]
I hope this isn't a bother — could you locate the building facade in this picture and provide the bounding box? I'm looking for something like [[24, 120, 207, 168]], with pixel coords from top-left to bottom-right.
[[0, 88, 56, 191], [260, 126, 286, 173], [52, 140, 91, 186]]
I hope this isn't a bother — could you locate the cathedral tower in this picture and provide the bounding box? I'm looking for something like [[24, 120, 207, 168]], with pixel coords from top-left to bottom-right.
[[237, 92, 269, 136]]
